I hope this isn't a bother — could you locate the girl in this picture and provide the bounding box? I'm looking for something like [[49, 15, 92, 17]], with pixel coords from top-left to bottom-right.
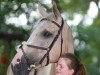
[[56, 53, 86, 75]]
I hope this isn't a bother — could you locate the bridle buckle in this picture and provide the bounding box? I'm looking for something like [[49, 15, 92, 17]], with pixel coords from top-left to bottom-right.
[[27, 65, 36, 71]]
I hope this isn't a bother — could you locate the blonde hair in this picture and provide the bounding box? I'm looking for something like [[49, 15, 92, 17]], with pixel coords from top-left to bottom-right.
[[61, 53, 86, 75]]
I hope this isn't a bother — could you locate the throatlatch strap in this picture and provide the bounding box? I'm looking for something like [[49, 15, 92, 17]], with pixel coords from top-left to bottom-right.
[[60, 30, 63, 57]]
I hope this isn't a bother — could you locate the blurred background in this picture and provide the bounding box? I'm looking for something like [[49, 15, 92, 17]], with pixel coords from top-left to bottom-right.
[[0, 0, 100, 75]]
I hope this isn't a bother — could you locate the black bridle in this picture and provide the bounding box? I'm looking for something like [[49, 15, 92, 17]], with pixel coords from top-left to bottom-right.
[[19, 17, 64, 74]]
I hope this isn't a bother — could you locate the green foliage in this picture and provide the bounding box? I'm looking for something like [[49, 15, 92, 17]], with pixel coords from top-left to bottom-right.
[[55, 0, 90, 13], [75, 23, 100, 75]]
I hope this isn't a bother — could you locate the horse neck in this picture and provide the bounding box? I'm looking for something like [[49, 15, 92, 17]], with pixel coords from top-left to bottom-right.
[[62, 21, 74, 54]]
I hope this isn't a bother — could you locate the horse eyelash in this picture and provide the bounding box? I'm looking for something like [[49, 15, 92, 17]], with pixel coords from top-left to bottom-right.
[[41, 30, 53, 38]]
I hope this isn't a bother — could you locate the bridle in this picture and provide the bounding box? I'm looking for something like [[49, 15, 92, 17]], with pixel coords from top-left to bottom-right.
[[19, 17, 64, 74]]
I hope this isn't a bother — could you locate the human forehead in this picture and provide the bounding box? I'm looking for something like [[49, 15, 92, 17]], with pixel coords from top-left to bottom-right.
[[58, 58, 71, 65], [57, 58, 66, 68]]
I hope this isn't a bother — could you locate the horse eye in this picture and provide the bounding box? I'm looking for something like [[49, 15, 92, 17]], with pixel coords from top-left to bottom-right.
[[42, 30, 53, 38]]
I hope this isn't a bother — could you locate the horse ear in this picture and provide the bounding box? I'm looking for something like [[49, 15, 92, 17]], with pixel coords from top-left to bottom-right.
[[38, 3, 48, 17], [52, 1, 61, 20]]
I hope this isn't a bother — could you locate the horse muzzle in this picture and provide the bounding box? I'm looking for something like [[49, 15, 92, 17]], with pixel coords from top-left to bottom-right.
[[11, 52, 45, 75], [11, 53, 30, 75]]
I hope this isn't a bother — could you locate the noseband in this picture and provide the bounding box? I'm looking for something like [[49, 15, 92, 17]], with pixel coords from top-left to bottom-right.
[[19, 17, 64, 73]]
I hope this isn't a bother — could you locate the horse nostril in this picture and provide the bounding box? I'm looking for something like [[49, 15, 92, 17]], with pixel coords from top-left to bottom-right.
[[17, 58, 20, 62]]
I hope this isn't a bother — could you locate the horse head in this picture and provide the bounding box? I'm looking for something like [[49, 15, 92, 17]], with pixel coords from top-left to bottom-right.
[[10, 1, 74, 75]]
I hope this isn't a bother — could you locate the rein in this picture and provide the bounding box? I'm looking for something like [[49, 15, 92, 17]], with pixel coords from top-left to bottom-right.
[[19, 17, 64, 75]]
